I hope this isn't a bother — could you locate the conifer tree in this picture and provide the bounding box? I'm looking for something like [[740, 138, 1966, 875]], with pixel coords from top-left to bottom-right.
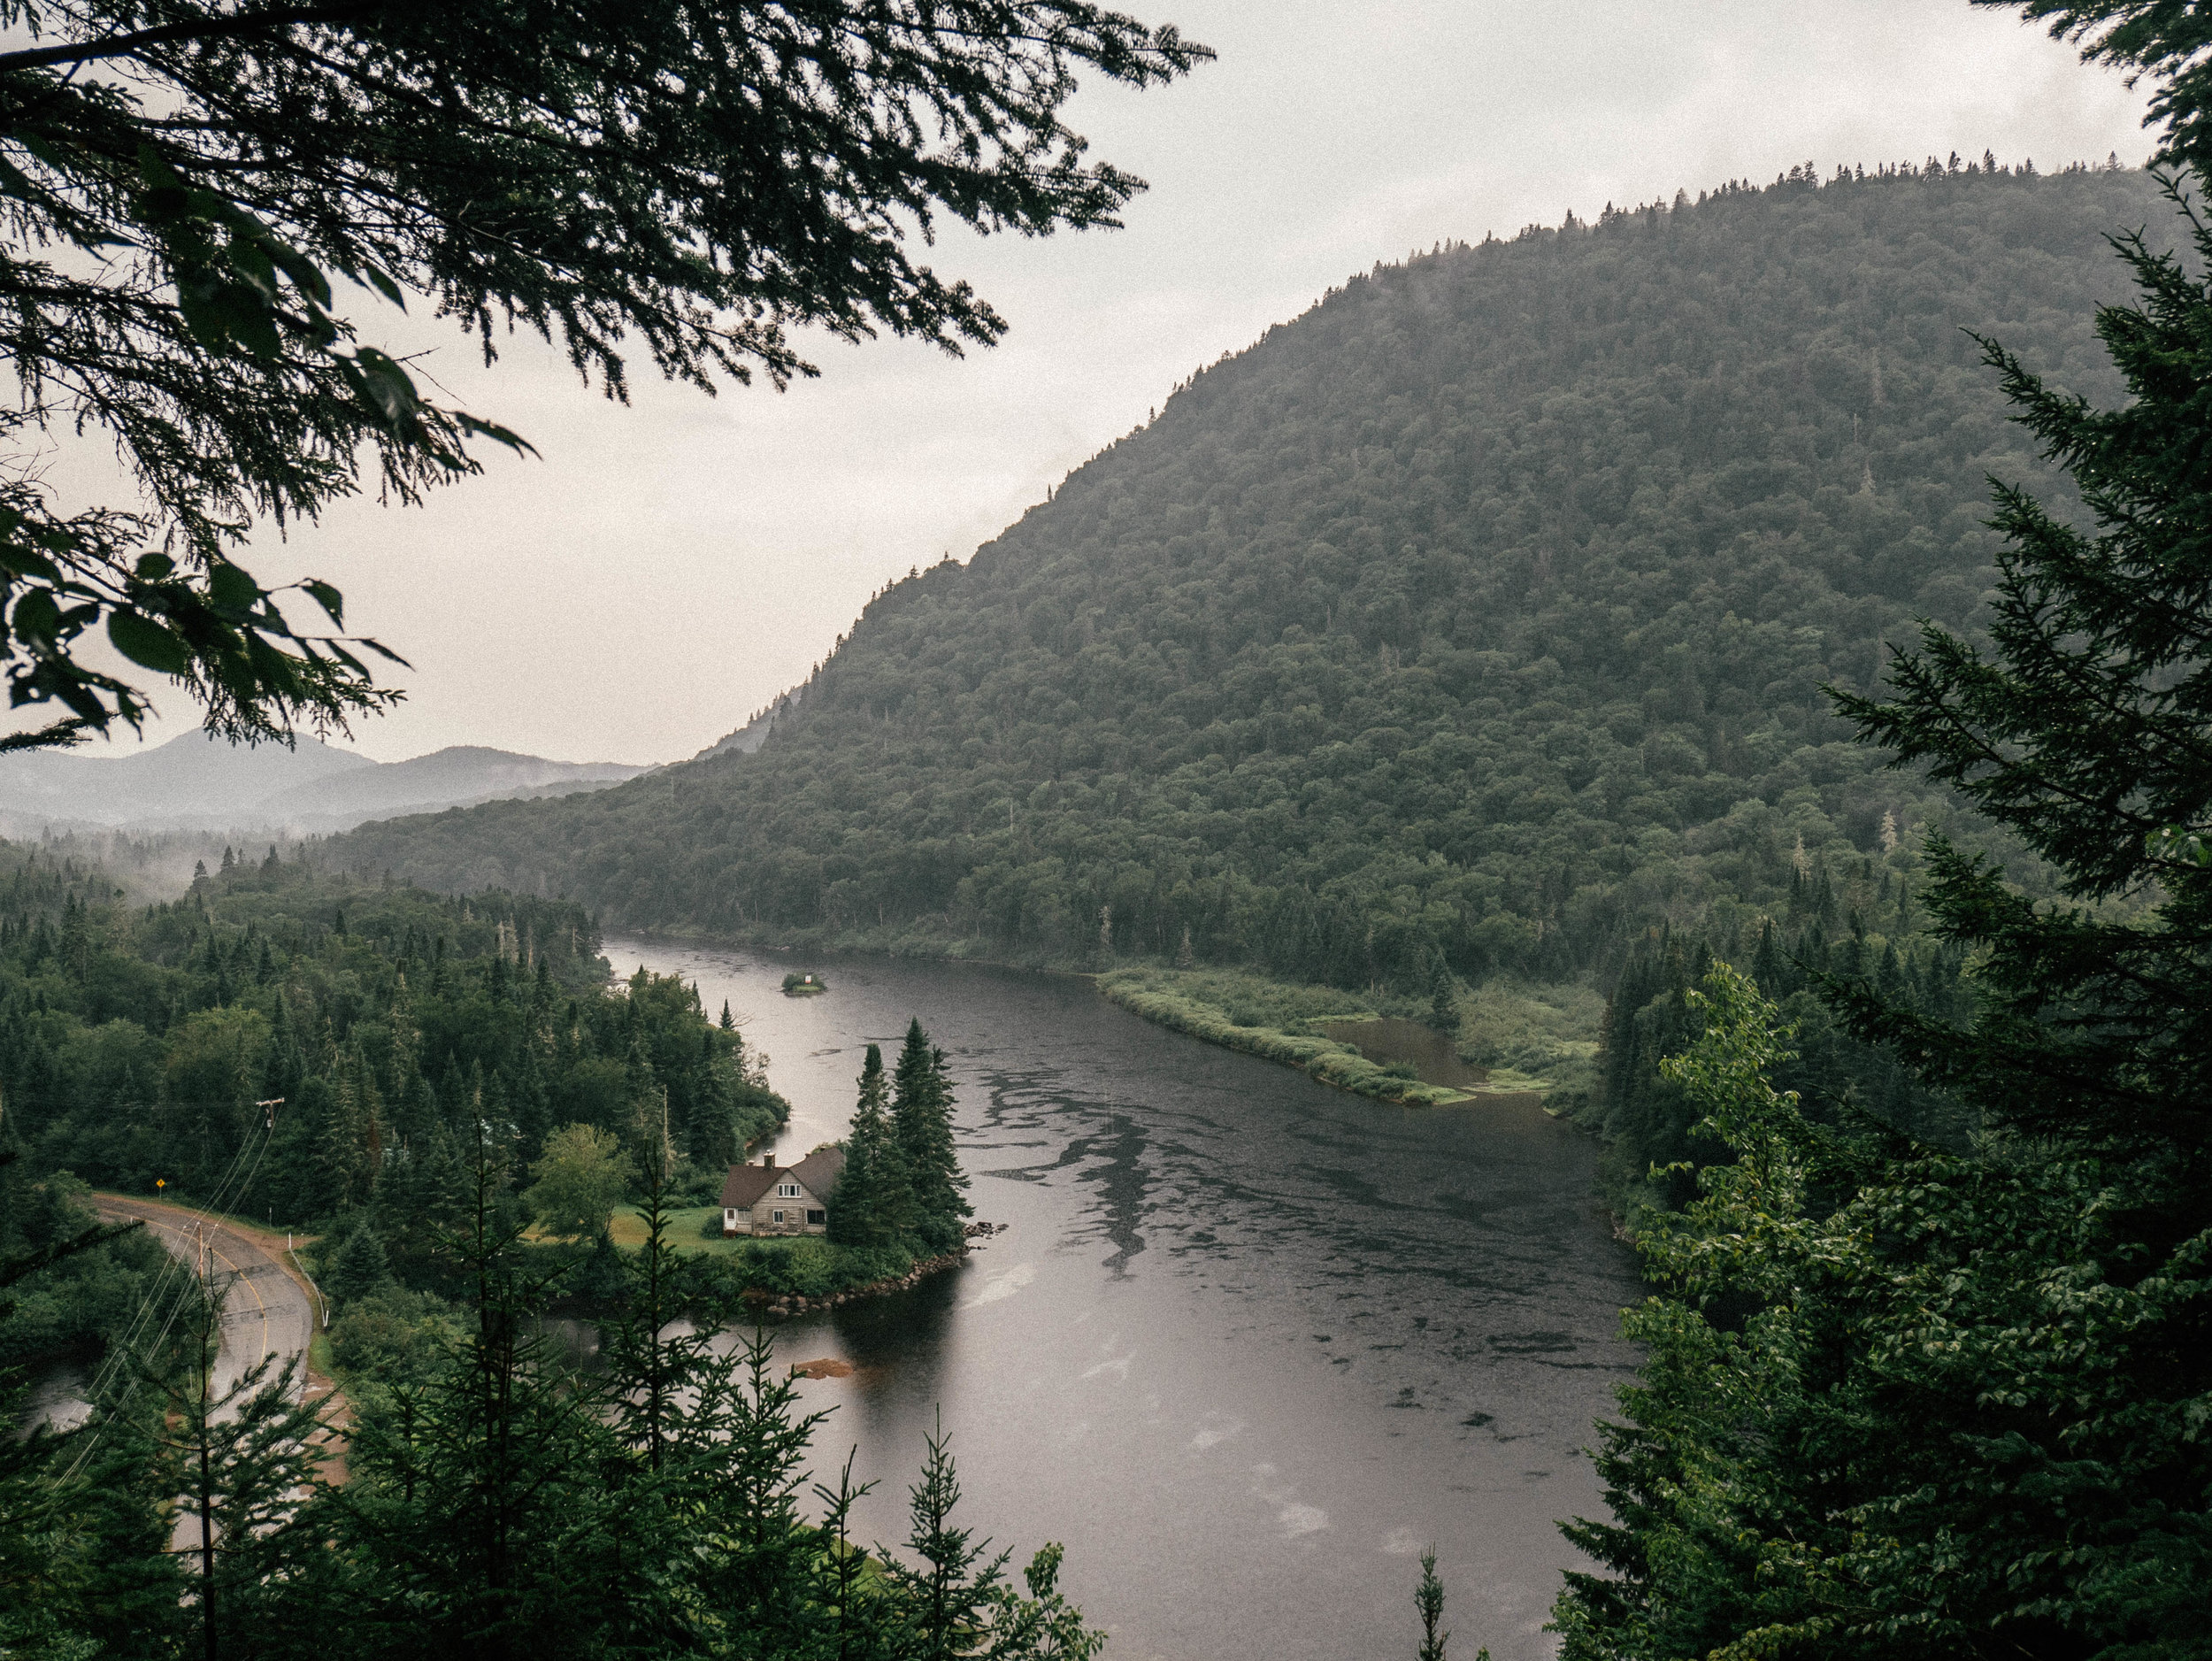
[[687, 1328, 840, 1656], [1415, 1549, 1449, 1661], [886, 1415, 1010, 1661], [0, 1315, 180, 1657], [1828, 170, 2212, 1146], [150, 1275, 329, 1661], [325, 1221, 396, 1307], [328, 1163, 628, 1660], [1425, 960, 1460, 1033], [831, 1044, 912, 1250], [892, 1021, 969, 1248]]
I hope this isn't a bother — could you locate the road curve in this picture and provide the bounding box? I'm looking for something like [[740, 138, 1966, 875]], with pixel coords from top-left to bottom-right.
[[94, 1196, 327, 1408]]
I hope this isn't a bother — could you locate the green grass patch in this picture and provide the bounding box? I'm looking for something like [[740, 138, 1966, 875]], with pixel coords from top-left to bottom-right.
[[1451, 980, 1605, 1105], [610, 1203, 831, 1260], [1097, 967, 1467, 1106], [1098, 965, 1606, 1108], [571, 1208, 927, 1303]]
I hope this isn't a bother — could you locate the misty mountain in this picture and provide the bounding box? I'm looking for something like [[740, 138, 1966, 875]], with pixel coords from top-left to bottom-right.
[[0, 732, 647, 834], [331, 160, 2159, 986]]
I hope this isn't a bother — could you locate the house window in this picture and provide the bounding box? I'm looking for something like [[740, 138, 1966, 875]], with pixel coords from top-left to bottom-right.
[[778, 1182, 800, 1198], [772, 1209, 785, 1224], [806, 1209, 826, 1226]]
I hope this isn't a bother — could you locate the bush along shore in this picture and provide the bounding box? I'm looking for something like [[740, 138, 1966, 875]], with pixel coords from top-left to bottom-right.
[[731, 1221, 1002, 1320]]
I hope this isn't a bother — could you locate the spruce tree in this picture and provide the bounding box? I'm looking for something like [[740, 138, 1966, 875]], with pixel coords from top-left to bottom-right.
[[324, 1222, 396, 1308], [1415, 1549, 1453, 1661], [830, 1044, 911, 1250], [687, 1329, 840, 1657], [892, 1021, 969, 1249], [885, 1415, 1010, 1661], [1828, 170, 2212, 1146], [1425, 960, 1460, 1034], [150, 1276, 330, 1661], [328, 1163, 627, 1660]]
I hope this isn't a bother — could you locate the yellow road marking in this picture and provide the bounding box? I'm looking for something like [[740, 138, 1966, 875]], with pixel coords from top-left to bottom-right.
[[132, 1212, 274, 1374]]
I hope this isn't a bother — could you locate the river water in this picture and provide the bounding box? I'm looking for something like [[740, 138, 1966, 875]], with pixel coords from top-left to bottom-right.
[[612, 938, 1642, 1661]]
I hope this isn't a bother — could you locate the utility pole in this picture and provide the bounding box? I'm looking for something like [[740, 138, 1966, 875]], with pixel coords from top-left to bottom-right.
[[257, 1101, 283, 1227], [195, 1249, 218, 1661]]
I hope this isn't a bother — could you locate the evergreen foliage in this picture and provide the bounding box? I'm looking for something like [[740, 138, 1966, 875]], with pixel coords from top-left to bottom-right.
[[1577, 867, 1973, 1219], [339, 161, 2160, 995], [4, 1152, 1107, 1658], [891, 1020, 971, 1251], [0, 1354, 180, 1655], [323, 1220, 396, 1307], [151, 1297, 329, 1661], [1560, 42, 2212, 1647], [833, 1024, 971, 1256], [0, 847, 787, 1254], [1555, 969, 2212, 1660], [0, 1160, 172, 1365], [1825, 172, 2212, 1148], [828, 1042, 911, 1250]]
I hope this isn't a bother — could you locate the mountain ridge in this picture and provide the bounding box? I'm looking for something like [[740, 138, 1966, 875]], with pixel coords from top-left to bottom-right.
[[0, 731, 649, 834], [329, 160, 2160, 988]]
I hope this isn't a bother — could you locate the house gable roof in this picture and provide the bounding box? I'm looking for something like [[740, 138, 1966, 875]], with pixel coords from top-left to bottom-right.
[[720, 1146, 846, 1209], [788, 1146, 844, 1200]]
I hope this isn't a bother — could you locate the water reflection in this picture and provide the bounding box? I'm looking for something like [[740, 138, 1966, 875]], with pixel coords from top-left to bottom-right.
[[612, 938, 1641, 1661]]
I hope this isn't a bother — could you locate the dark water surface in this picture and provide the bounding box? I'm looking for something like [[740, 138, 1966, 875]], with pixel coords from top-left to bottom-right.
[[615, 938, 1641, 1661]]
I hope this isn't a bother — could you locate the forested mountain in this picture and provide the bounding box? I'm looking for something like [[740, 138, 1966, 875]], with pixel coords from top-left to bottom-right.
[[336, 159, 2162, 991]]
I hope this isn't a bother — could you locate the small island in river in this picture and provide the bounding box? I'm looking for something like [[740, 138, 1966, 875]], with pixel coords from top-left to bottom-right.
[[781, 970, 827, 996]]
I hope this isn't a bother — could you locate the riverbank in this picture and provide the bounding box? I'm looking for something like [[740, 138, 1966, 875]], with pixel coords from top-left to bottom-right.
[[547, 1208, 1001, 1315], [731, 1234, 985, 1320], [1095, 972, 1470, 1106], [1094, 965, 1601, 1110]]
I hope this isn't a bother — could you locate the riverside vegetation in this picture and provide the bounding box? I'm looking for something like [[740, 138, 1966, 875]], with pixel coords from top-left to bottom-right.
[[0, 848, 979, 1362]]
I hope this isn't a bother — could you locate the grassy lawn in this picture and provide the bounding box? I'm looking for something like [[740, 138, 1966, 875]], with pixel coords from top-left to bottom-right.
[[608, 1204, 842, 1272]]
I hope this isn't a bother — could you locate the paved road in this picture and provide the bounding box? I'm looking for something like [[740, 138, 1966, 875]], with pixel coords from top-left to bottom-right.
[[94, 1197, 323, 1403]]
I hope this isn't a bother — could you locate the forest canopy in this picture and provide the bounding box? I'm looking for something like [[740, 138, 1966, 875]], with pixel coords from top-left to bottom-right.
[[337, 158, 2164, 998]]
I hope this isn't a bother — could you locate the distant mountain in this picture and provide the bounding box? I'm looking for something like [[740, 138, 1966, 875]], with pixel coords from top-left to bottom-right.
[[0, 732, 648, 833], [253, 746, 647, 830], [331, 162, 2157, 988]]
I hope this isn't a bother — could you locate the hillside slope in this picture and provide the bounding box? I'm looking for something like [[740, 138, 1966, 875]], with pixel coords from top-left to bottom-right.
[[335, 161, 2163, 989]]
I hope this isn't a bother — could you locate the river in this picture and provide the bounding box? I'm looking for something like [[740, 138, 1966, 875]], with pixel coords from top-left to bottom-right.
[[612, 937, 1643, 1661]]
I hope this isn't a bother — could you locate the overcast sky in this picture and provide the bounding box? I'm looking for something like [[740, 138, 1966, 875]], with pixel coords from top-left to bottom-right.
[[43, 0, 2157, 765]]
